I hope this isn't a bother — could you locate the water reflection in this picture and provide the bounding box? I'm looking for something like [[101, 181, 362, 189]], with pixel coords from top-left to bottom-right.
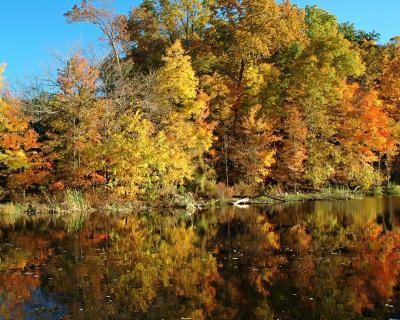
[[1, 197, 400, 319]]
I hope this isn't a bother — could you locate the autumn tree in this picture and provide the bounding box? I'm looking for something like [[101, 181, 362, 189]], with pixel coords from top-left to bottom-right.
[[104, 111, 169, 198], [157, 40, 214, 193], [7, 0, 400, 199], [158, 0, 211, 45], [64, 0, 127, 68], [46, 54, 105, 190], [275, 106, 308, 188], [336, 84, 396, 188], [157, 39, 199, 105], [381, 38, 400, 120], [0, 66, 50, 194], [229, 105, 279, 191], [339, 22, 383, 88], [208, 0, 306, 84], [103, 40, 213, 198], [273, 6, 365, 187], [124, 0, 167, 67], [378, 38, 400, 181]]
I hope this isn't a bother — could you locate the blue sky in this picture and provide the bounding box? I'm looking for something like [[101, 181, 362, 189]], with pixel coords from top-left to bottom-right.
[[0, 0, 138, 86], [0, 0, 399, 85]]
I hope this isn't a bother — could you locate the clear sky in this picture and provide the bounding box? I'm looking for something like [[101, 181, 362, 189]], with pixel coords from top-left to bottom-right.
[[0, 0, 399, 85], [0, 0, 139, 87]]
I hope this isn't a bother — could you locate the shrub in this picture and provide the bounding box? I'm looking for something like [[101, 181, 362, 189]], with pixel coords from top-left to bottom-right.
[[387, 183, 400, 195], [215, 182, 234, 201]]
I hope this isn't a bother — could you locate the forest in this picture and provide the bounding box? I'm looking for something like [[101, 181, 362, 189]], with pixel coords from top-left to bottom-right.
[[1, 0, 400, 206]]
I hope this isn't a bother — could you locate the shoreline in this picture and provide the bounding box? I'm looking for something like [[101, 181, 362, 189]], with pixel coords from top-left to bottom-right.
[[0, 188, 387, 215]]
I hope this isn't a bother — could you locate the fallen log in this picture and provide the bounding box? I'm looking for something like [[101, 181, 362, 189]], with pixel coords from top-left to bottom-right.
[[233, 198, 250, 206], [261, 192, 286, 202], [232, 193, 286, 203]]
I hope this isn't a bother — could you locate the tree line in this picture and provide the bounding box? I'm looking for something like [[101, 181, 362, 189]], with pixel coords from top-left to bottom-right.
[[1, 0, 400, 202]]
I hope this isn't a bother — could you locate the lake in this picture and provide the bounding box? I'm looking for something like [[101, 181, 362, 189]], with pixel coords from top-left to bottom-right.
[[1, 197, 400, 319]]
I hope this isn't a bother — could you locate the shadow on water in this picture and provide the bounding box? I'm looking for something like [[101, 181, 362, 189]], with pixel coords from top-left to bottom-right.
[[1, 197, 400, 319]]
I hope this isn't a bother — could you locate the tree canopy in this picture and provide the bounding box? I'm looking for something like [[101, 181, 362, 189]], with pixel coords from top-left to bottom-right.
[[1, 0, 400, 201]]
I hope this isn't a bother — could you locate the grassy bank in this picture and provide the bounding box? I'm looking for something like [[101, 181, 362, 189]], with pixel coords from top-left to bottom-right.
[[2, 185, 400, 215], [224, 187, 363, 206]]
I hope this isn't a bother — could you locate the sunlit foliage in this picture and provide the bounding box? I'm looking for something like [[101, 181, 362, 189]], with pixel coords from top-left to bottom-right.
[[2, 0, 400, 200]]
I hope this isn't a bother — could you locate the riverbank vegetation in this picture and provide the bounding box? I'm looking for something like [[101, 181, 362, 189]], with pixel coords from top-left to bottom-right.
[[1, 0, 400, 207]]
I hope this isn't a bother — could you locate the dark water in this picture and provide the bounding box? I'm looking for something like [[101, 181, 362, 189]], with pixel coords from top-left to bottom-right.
[[1, 197, 400, 319]]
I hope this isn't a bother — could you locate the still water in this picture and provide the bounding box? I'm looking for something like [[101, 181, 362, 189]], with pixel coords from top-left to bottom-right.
[[1, 197, 400, 319]]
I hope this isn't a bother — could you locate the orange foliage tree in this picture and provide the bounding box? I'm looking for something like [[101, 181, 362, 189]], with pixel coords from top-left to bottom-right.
[[0, 66, 50, 194], [47, 53, 106, 190]]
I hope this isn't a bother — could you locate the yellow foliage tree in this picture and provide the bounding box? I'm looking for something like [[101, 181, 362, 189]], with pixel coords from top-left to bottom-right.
[[157, 40, 214, 194], [106, 111, 171, 197], [0, 64, 4, 89], [157, 40, 199, 104]]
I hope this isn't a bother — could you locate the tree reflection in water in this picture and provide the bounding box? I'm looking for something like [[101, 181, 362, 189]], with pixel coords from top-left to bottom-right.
[[1, 197, 400, 319]]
